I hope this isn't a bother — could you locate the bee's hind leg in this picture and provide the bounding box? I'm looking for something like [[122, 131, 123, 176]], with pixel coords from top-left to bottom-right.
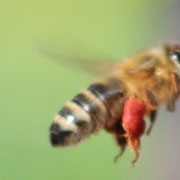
[[114, 136, 127, 163], [127, 137, 140, 167], [146, 110, 157, 135]]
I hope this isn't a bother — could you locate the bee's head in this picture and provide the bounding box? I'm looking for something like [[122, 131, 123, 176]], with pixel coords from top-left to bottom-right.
[[164, 43, 180, 70], [163, 42, 180, 93]]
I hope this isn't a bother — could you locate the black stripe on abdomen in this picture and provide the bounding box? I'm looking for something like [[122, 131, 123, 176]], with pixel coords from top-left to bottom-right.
[[72, 92, 105, 129], [58, 103, 92, 132], [88, 78, 125, 119]]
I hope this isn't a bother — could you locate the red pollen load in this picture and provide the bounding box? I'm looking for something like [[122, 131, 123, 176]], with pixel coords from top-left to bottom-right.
[[122, 98, 146, 138]]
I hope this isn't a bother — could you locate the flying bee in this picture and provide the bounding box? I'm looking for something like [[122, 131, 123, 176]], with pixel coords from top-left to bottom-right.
[[48, 42, 180, 167]]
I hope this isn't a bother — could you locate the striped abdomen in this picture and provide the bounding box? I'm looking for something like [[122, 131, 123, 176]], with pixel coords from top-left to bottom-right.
[[49, 78, 125, 146]]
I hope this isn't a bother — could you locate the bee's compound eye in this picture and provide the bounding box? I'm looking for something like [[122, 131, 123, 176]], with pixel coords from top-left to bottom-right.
[[169, 52, 180, 64]]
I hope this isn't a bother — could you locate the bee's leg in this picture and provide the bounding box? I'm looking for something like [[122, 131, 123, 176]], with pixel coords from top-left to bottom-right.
[[114, 136, 127, 163], [116, 134, 140, 167], [145, 89, 158, 107], [171, 73, 178, 92], [104, 116, 128, 163], [167, 101, 176, 112], [127, 137, 140, 167], [122, 98, 146, 167], [167, 73, 179, 112], [146, 110, 157, 135]]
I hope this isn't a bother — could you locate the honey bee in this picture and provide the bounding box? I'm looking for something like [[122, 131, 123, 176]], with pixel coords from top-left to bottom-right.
[[49, 42, 180, 167]]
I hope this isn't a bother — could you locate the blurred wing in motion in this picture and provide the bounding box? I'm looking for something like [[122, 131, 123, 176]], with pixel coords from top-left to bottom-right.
[[38, 48, 118, 76]]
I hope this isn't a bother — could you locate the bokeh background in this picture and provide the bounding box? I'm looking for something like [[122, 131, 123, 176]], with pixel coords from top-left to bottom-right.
[[1, 0, 180, 180]]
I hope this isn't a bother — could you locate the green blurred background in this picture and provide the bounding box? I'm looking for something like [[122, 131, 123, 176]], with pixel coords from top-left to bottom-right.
[[1, 0, 180, 179]]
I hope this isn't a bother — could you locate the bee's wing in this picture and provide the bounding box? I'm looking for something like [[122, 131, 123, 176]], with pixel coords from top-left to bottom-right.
[[38, 48, 117, 76]]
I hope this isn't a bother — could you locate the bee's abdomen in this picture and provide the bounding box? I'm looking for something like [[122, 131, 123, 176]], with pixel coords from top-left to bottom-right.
[[50, 78, 125, 146], [88, 79, 124, 120]]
